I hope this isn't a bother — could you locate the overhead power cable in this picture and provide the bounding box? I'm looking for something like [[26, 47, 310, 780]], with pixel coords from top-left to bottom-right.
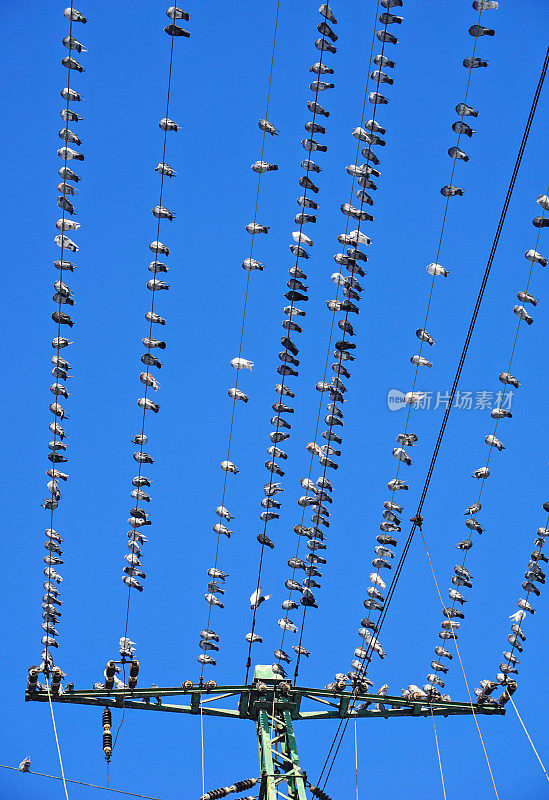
[[0, 763, 162, 799], [287, 0, 401, 686], [423, 186, 548, 693], [348, 0, 499, 693], [509, 696, 549, 784], [200, 0, 282, 677], [352, 40, 549, 677], [41, 0, 87, 675], [245, 3, 339, 683]]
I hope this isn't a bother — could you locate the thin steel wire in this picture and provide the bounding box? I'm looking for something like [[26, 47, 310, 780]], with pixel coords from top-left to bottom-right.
[[201, 0, 281, 679], [495, 507, 548, 702], [46, 680, 69, 800], [348, 42, 549, 678], [273, 0, 386, 681], [290, 3, 389, 683], [509, 696, 549, 783], [44, 0, 75, 669], [419, 529, 500, 799], [425, 189, 548, 681], [0, 763, 162, 799], [244, 10, 335, 681], [316, 42, 548, 789], [347, 3, 486, 680], [430, 709, 447, 800], [353, 720, 359, 800], [115, 23, 179, 753]]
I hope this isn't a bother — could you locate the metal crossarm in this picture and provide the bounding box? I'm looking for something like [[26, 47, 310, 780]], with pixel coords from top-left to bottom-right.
[[26, 665, 505, 800]]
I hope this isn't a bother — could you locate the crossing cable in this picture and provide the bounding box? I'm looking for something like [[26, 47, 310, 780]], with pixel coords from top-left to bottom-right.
[[430, 706, 446, 800], [0, 763, 162, 799], [353, 720, 359, 800], [348, 42, 549, 677], [430, 709, 447, 800], [424, 188, 548, 683], [508, 696, 549, 783], [348, 2, 494, 683], [201, 0, 281, 678], [315, 46, 548, 788], [417, 528, 500, 799], [43, 0, 77, 670], [46, 680, 69, 800], [244, 10, 335, 682]]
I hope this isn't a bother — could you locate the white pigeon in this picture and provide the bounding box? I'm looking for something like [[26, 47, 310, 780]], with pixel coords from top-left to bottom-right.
[[426, 263, 450, 277], [485, 434, 504, 451], [411, 355, 433, 367], [228, 387, 248, 402], [250, 587, 272, 609], [230, 357, 254, 370], [292, 231, 313, 246]]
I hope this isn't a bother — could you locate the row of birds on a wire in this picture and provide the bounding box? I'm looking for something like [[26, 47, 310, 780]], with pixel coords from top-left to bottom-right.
[[341, 0, 504, 699], [37, 1, 546, 713], [120, 5, 190, 649], [41, 5, 89, 676], [199, 2, 343, 669]]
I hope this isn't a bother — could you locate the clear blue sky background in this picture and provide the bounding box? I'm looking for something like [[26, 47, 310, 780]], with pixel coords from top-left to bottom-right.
[[1, 1, 548, 798]]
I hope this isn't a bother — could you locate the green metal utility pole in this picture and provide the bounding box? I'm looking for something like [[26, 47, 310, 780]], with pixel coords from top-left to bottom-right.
[[26, 664, 504, 800]]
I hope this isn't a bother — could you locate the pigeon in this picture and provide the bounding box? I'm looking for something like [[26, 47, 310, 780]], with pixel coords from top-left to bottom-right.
[[485, 434, 505, 451], [514, 305, 534, 325], [205, 594, 224, 608], [242, 258, 265, 272], [258, 118, 279, 135], [246, 223, 269, 235], [491, 408, 512, 420], [452, 120, 474, 137], [465, 518, 484, 534], [388, 479, 408, 491], [314, 36, 337, 55], [463, 55, 488, 69], [416, 328, 435, 346], [138, 398, 159, 413], [212, 524, 232, 538], [471, 466, 490, 479], [517, 291, 539, 305], [278, 618, 298, 633], [230, 357, 253, 370], [393, 447, 411, 466], [145, 273, 170, 291], [220, 460, 238, 474], [159, 117, 181, 132], [252, 160, 278, 174], [427, 262, 450, 277], [147, 242, 170, 261], [499, 372, 520, 388]]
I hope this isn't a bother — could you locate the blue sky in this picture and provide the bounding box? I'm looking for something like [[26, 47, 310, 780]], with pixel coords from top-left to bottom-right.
[[1, 0, 548, 798]]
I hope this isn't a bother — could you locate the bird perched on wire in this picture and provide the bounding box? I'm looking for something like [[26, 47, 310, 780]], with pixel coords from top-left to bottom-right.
[[250, 587, 271, 610]]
